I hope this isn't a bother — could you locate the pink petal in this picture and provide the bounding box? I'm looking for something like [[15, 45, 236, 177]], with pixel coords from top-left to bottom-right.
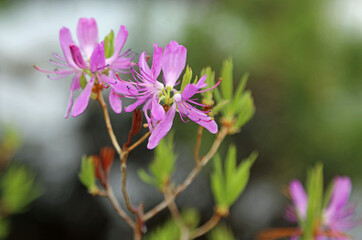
[[162, 41, 187, 87], [124, 97, 146, 112], [59, 27, 77, 69], [90, 42, 106, 73], [181, 75, 207, 100], [64, 72, 81, 118], [69, 44, 87, 69], [151, 96, 165, 121], [107, 25, 128, 64], [151, 44, 163, 78], [324, 177, 352, 224], [109, 88, 122, 114], [77, 18, 98, 59], [71, 76, 95, 117], [138, 51, 151, 76], [147, 104, 176, 149], [289, 180, 308, 220]]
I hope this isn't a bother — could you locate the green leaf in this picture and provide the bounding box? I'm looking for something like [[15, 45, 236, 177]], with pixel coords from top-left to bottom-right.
[[210, 100, 229, 116], [234, 92, 255, 129], [208, 224, 235, 240], [211, 148, 257, 209], [78, 156, 96, 193], [181, 65, 192, 92], [200, 67, 216, 104], [220, 57, 233, 100], [139, 134, 177, 191], [181, 208, 200, 230], [211, 154, 225, 207], [104, 30, 114, 59], [226, 152, 257, 205], [0, 165, 41, 214], [232, 73, 249, 110], [303, 164, 323, 240]]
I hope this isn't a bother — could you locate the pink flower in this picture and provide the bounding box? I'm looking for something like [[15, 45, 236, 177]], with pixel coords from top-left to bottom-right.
[[35, 18, 134, 117], [125, 41, 218, 149], [287, 177, 361, 239]]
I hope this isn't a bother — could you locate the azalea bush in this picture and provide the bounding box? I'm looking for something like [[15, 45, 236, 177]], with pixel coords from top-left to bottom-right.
[[35, 18, 360, 240]]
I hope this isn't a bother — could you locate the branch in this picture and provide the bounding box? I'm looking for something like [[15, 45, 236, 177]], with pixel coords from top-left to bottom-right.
[[189, 212, 221, 239], [143, 127, 228, 221], [97, 93, 122, 155], [125, 131, 151, 154], [194, 126, 203, 165], [121, 153, 137, 214], [105, 186, 136, 228]]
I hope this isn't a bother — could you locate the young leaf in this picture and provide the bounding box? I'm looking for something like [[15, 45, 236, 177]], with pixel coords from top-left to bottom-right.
[[208, 224, 235, 240], [0, 165, 41, 214], [78, 156, 97, 193], [200, 67, 216, 104], [181, 65, 192, 92], [104, 30, 114, 59], [220, 58, 233, 100]]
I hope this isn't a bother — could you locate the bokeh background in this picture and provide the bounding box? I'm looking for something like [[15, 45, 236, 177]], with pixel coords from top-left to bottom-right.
[[0, 0, 361, 239]]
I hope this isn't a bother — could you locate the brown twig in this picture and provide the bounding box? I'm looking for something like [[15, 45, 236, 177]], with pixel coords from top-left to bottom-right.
[[194, 126, 203, 165], [121, 153, 137, 214], [97, 93, 122, 155], [125, 131, 151, 154], [143, 127, 229, 221], [105, 186, 136, 228], [189, 212, 221, 239]]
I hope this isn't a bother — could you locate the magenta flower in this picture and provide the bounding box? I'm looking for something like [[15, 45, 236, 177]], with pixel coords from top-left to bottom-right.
[[125, 41, 218, 149], [35, 18, 135, 117], [287, 177, 361, 239]]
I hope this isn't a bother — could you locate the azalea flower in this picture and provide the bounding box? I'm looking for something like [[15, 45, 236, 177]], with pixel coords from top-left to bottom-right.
[[35, 18, 135, 117], [287, 177, 360, 240], [125, 41, 219, 149]]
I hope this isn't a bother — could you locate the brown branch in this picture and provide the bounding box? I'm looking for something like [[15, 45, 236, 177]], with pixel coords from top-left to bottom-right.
[[194, 126, 203, 165], [105, 186, 136, 228], [125, 131, 151, 154], [97, 93, 122, 155], [143, 127, 229, 221], [121, 153, 137, 214], [189, 212, 221, 239]]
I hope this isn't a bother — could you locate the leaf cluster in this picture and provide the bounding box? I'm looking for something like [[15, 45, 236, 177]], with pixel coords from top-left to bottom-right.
[[208, 224, 235, 240], [138, 134, 177, 191], [213, 58, 255, 133], [0, 165, 41, 214], [211, 145, 257, 210]]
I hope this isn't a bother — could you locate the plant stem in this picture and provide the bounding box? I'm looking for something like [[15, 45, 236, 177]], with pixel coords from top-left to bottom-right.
[[194, 126, 203, 165], [125, 131, 151, 154], [189, 212, 221, 239], [121, 153, 137, 214], [97, 93, 122, 155], [106, 186, 136, 228], [143, 127, 228, 221]]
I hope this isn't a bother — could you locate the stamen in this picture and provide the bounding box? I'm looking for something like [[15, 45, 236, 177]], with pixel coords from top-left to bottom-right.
[[196, 77, 222, 94]]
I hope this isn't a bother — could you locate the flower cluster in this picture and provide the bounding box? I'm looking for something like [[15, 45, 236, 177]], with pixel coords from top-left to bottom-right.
[[287, 177, 361, 239], [36, 18, 219, 148]]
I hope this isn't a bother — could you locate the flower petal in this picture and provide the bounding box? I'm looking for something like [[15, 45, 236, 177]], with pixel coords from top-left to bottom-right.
[[289, 180, 308, 220], [109, 88, 122, 114], [90, 42, 106, 73], [181, 75, 207, 100], [138, 51, 151, 76], [59, 27, 77, 69], [124, 97, 146, 112], [64, 72, 81, 118], [162, 41, 187, 87], [107, 25, 128, 64], [151, 96, 165, 121], [147, 104, 176, 149], [71, 76, 95, 117], [77, 18, 98, 59], [324, 177, 352, 225], [69, 44, 87, 69], [151, 44, 163, 78]]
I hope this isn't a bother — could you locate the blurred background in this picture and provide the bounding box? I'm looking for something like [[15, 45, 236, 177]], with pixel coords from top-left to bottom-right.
[[0, 0, 361, 239]]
